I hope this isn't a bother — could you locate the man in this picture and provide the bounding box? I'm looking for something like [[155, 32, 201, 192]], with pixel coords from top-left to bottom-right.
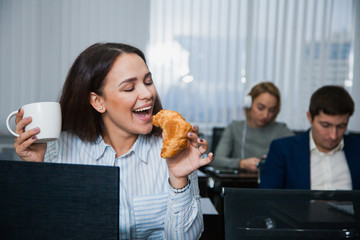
[[259, 85, 360, 190]]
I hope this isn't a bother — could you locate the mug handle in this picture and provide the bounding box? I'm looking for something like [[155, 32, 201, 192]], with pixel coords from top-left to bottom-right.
[[6, 110, 20, 137]]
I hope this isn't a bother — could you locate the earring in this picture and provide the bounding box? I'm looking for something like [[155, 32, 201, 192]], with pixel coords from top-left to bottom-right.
[[98, 107, 103, 110]]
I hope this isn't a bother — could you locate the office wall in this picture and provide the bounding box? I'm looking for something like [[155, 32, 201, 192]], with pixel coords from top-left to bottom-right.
[[146, 0, 360, 133], [1, 0, 359, 137], [0, 0, 150, 135]]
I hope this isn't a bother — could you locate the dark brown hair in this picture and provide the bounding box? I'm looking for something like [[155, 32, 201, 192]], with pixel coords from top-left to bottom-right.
[[247, 81, 281, 123], [309, 85, 354, 120], [59, 42, 162, 142]]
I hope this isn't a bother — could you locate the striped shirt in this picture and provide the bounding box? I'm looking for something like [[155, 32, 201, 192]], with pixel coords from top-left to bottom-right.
[[45, 131, 203, 240]]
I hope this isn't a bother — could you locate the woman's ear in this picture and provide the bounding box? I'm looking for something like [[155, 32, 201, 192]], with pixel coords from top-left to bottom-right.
[[89, 92, 106, 113]]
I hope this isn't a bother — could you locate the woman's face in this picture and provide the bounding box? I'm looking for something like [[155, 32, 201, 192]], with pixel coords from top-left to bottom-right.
[[99, 53, 157, 137], [248, 92, 278, 128]]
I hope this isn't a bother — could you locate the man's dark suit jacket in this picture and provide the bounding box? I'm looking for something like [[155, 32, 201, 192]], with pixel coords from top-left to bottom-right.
[[259, 130, 360, 189]]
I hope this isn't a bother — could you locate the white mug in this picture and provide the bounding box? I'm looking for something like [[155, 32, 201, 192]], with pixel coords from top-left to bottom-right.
[[6, 102, 62, 143]]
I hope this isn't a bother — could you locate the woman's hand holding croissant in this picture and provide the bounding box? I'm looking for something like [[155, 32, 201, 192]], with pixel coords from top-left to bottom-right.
[[152, 110, 213, 188], [165, 126, 213, 188]]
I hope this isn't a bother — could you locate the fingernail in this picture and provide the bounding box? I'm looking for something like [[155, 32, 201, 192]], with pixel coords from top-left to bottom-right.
[[26, 117, 31, 121], [31, 136, 37, 140], [18, 108, 21, 113], [33, 127, 40, 132], [200, 138, 204, 142], [188, 132, 193, 137]]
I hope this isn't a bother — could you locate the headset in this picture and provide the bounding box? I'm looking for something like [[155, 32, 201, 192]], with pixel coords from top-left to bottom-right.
[[242, 94, 253, 109], [242, 80, 261, 109]]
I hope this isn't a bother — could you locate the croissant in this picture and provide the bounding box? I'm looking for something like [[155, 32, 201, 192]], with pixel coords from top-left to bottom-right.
[[152, 109, 192, 159]]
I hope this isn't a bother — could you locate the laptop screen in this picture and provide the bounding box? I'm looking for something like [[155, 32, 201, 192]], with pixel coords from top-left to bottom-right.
[[0, 160, 119, 240], [223, 188, 360, 240]]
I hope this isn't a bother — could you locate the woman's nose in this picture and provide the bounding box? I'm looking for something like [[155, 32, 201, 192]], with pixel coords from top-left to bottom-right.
[[138, 84, 152, 99], [263, 110, 271, 119]]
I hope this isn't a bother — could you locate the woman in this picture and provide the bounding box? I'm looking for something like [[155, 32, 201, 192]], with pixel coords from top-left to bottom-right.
[[212, 82, 293, 172], [13, 43, 213, 239]]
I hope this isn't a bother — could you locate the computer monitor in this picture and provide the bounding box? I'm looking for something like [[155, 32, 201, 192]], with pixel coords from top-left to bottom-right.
[[0, 160, 119, 240], [222, 188, 360, 240]]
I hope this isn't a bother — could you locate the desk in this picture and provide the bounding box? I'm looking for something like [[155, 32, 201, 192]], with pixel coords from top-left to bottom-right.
[[205, 168, 258, 202], [206, 169, 258, 188], [200, 167, 258, 208], [206, 167, 258, 212], [223, 188, 360, 240], [199, 167, 259, 239]]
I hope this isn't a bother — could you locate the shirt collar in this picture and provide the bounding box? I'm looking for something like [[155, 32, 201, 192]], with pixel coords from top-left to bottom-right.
[[93, 135, 111, 161], [92, 134, 152, 163], [309, 130, 344, 154]]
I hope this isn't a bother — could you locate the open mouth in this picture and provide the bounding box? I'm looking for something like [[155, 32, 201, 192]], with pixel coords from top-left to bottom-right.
[[133, 106, 152, 120]]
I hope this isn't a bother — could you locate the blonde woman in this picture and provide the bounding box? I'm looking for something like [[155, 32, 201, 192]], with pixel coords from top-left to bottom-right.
[[212, 82, 293, 172]]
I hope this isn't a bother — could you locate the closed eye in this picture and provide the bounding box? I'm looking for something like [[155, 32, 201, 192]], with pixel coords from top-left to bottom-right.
[[144, 75, 153, 85], [144, 73, 153, 85], [256, 104, 266, 111], [124, 87, 134, 92]]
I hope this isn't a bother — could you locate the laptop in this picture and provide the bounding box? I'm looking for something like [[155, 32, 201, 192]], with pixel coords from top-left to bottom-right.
[[222, 188, 360, 240], [0, 160, 119, 240]]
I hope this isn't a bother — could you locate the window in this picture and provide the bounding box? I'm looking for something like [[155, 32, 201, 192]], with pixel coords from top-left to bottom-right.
[[147, 0, 357, 135]]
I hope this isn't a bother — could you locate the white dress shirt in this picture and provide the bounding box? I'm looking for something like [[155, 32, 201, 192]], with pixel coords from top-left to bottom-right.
[[44, 131, 203, 240], [309, 131, 352, 190]]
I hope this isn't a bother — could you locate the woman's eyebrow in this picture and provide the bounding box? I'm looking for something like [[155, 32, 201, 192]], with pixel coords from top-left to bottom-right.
[[118, 72, 152, 86], [118, 78, 136, 86]]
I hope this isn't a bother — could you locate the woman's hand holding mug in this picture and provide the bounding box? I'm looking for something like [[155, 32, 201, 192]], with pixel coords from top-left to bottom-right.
[[6, 102, 61, 162]]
